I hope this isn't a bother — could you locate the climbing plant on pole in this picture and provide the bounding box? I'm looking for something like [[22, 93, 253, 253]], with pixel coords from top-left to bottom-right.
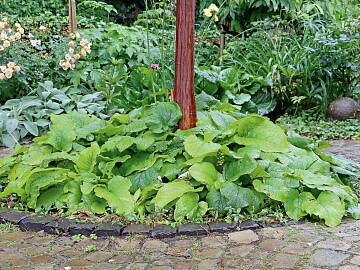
[[173, 0, 197, 130]]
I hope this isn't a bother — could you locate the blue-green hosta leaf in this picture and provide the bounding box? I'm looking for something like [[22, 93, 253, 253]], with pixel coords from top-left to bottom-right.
[[206, 189, 228, 213], [184, 135, 221, 158], [100, 136, 134, 153], [46, 115, 77, 152], [76, 142, 100, 173], [143, 102, 182, 133], [253, 178, 298, 202], [23, 121, 39, 136], [189, 162, 223, 189], [230, 115, 291, 152], [223, 155, 257, 182], [153, 180, 202, 209], [94, 176, 134, 215], [301, 191, 345, 227]]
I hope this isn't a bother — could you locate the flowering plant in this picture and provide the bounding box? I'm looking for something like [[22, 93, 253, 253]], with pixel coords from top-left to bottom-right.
[[59, 32, 92, 70], [203, 4, 220, 22], [0, 17, 23, 80]]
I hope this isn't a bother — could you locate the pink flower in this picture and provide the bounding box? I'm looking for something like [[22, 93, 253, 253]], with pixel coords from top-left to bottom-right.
[[151, 64, 159, 70]]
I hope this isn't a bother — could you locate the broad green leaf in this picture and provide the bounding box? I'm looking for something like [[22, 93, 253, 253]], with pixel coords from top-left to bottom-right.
[[62, 112, 106, 139], [284, 189, 307, 221], [223, 155, 257, 182], [63, 180, 82, 212], [134, 135, 155, 151], [174, 193, 199, 222], [5, 119, 19, 133], [154, 181, 202, 208], [46, 115, 77, 152], [129, 167, 159, 193], [348, 205, 360, 219], [188, 201, 208, 220], [253, 178, 296, 202], [302, 191, 345, 227], [143, 102, 182, 133], [94, 176, 134, 215], [231, 115, 291, 152], [206, 189, 227, 213], [184, 135, 221, 158], [120, 152, 157, 176], [23, 121, 39, 136], [101, 136, 134, 153], [189, 162, 222, 189], [76, 142, 100, 173], [295, 169, 337, 188], [36, 185, 64, 211]]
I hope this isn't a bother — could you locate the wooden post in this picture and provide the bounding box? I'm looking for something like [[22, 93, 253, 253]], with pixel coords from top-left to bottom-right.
[[68, 0, 77, 33], [174, 0, 197, 130]]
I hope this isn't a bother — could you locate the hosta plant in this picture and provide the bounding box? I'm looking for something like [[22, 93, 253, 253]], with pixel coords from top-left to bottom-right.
[[0, 102, 359, 226]]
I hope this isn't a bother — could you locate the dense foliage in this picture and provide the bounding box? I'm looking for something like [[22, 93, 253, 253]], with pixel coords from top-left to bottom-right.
[[0, 103, 359, 226]]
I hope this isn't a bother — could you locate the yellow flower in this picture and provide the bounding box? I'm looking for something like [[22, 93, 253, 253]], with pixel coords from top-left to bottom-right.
[[75, 32, 81, 39], [203, 8, 212, 18], [18, 28, 25, 34], [208, 4, 219, 14], [7, 62, 16, 68], [0, 46, 4, 51], [0, 73, 4, 80], [80, 48, 87, 56], [39, 25, 46, 31], [14, 65, 21, 72], [75, 54, 81, 60], [68, 47, 74, 54], [0, 66, 6, 72], [68, 41, 75, 48], [0, 22, 5, 29], [14, 32, 21, 40], [14, 23, 21, 29], [69, 33, 76, 39]]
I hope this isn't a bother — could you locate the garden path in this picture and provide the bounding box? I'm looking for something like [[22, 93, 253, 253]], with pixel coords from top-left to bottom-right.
[[0, 140, 359, 270]]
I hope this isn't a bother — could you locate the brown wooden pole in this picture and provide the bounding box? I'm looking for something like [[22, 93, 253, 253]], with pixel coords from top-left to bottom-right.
[[174, 0, 197, 130], [68, 0, 77, 33]]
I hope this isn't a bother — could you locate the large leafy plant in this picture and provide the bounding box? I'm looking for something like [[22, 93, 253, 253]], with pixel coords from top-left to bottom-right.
[[0, 102, 359, 226]]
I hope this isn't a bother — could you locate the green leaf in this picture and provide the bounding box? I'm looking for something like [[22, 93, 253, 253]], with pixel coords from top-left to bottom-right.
[[120, 152, 157, 176], [253, 178, 296, 202], [206, 189, 227, 213], [76, 142, 100, 173], [223, 155, 257, 182], [101, 136, 134, 153], [184, 135, 221, 158], [5, 119, 19, 133], [36, 185, 64, 211], [231, 115, 291, 152], [23, 121, 39, 136], [284, 189, 307, 221], [129, 167, 159, 194], [302, 191, 345, 227], [174, 193, 199, 222], [46, 115, 77, 152], [154, 181, 202, 208], [143, 102, 182, 133], [189, 162, 222, 189], [94, 176, 134, 215], [348, 205, 360, 219]]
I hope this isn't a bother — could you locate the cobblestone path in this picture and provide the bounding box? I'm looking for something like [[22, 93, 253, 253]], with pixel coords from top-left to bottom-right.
[[0, 140, 359, 270], [0, 220, 360, 270]]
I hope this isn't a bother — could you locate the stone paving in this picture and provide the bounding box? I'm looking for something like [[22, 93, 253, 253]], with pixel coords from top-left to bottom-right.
[[0, 140, 359, 270], [0, 219, 360, 269]]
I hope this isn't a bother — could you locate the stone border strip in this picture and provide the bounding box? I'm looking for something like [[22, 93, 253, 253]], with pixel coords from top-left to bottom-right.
[[0, 208, 295, 238]]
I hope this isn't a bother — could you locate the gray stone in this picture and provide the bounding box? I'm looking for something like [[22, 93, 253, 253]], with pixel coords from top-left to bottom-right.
[[258, 227, 285, 239], [282, 242, 313, 255], [228, 245, 254, 257], [339, 266, 360, 270], [122, 224, 152, 236], [287, 233, 323, 244], [151, 225, 177, 238], [68, 222, 95, 236], [317, 239, 352, 251], [271, 253, 300, 269], [142, 239, 168, 252], [0, 209, 30, 224], [177, 223, 209, 236], [351, 256, 360, 266], [197, 259, 218, 270], [44, 218, 76, 235], [95, 222, 123, 237], [259, 239, 283, 251], [239, 220, 259, 230], [19, 215, 56, 232], [309, 249, 349, 267], [85, 251, 114, 263], [228, 230, 259, 244], [197, 248, 224, 259]]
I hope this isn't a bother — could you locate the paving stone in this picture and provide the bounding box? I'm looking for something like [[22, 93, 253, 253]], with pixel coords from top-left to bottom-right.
[[142, 239, 169, 252], [271, 253, 300, 269], [344, 236, 360, 242], [151, 224, 177, 238], [209, 221, 237, 232], [197, 248, 224, 259], [309, 249, 350, 267], [228, 245, 254, 257], [239, 220, 260, 230], [33, 264, 55, 270], [29, 255, 53, 265], [317, 239, 352, 251], [122, 224, 152, 235], [282, 242, 313, 255], [177, 223, 209, 235], [85, 251, 114, 263], [201, 236, 227, 247], [125, 262, 148, 270], [114, 239, 141, 252], [259, 239, 283, 251], [228, 230, 259, 244], [19, 215, 56, 232], [68, 258, 93, 269], [339, 266, 360, 270], [0, 209, 30, 224], [287, 233, 323, 244], [1, 231, 30, 241], [198, 259, 219, 270], [351, 256, 360, 266], [94, 222, 123, 237], [149, 266, 174, 270], [258, 227, 285, 239], [173, 259, 195, 269], [68, 221, 95, 236]]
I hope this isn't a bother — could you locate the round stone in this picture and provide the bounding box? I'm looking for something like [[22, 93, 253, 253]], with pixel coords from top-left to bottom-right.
[[228, 230, 259, 244], [309, 249, 349, 267]]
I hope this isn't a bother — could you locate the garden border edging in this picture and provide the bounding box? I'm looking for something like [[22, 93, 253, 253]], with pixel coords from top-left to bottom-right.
[[0, 207, 300, 238]]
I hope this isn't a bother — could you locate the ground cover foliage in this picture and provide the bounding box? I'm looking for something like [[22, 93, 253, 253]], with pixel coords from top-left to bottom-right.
[[0, 102, 359, 227]]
